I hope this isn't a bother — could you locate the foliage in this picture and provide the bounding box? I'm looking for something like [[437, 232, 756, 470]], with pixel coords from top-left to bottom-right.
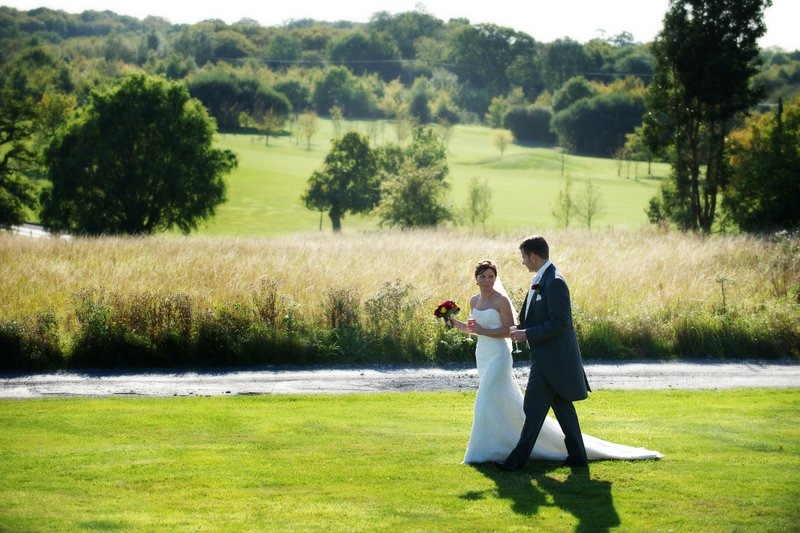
[[551, 175, 575, 228], [376, 161, 451, 229], [491, 129, 514, 158], [327, 29, 402, 81], [40, 74, 238, 235], [1, 3, 796, 132], [408, 77, 433, 124], [551, 75, 598, 112], [0, 310, 61, 371], [186, 66, 291, 130], [724, 96, 800, 231], [542, 38, 589, 91], [302, 131, 379, 232], [766, 230, 800, 301], [375, 127, 452, 229], [552, 91, 646, 156], [311, 66, 379, 118], [369, 10, 445, 59], [644, 0, 771, 233], [296, 109, 320, 149], [503, 105, 556, 144], [574, 179, 604, 229], [0, 88, 38, 227], [444, 23, 535, 96], [464, 177, 492, 230]]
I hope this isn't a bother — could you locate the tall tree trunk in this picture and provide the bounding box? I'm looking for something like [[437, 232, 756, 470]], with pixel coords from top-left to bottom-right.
[[329, 205, 342, 233]]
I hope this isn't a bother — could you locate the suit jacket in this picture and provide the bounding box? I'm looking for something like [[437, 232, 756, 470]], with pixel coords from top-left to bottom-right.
[[519, 263, 590, 401]]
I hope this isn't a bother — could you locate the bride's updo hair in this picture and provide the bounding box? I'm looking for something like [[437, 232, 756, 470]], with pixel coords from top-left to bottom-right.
[[474, 259, 498, 277]]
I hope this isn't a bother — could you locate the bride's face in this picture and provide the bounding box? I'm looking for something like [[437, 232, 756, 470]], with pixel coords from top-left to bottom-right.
[[476, 269, 496, 290]]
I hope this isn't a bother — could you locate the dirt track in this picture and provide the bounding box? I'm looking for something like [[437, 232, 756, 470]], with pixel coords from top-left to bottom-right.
[[1, 360, 797, 398]]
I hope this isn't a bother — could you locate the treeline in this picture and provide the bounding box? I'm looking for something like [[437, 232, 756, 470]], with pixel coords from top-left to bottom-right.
[[1, 5, 798, 157], [2, 4, 799, 235]]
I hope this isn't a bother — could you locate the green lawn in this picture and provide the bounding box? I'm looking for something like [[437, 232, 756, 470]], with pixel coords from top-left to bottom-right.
[[1, 389, 797, 531], [198, 121, 669, 236]]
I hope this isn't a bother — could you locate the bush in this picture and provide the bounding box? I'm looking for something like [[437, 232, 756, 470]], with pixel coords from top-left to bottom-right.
[[1, 272, 797, 372], [503, 105, 556, 144], [0, 311, 62, 372]]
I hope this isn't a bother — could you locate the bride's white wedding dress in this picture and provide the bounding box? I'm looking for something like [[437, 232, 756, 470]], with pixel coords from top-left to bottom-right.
[[463, 308, 663, 464]]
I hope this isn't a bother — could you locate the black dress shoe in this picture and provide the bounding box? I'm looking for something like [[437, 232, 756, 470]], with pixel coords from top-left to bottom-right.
[[495, 459, 524, 471], [559, 457, 588, 468]]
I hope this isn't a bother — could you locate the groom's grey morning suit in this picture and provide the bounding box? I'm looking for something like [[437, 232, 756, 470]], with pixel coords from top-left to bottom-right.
[[505, 262, 590, 466]]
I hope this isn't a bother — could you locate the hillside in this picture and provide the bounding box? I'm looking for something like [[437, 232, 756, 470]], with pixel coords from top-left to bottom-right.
[[197, 121, 670, 236]]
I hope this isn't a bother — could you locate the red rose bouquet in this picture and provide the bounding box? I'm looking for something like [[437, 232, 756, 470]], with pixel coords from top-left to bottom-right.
[[434, 300, 460, 328]]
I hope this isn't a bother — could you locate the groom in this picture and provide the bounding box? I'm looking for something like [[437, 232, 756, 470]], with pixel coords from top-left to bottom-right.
[[497, 234, 591, 470]]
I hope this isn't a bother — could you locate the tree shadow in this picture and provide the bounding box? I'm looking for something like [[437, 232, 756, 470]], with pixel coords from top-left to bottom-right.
[[465, 462, 620, 531]]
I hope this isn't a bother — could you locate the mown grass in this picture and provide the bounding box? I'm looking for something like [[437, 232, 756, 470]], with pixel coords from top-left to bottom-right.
[[1, 229, 798, 370], [199, 120, 669, 236], [0, 389, 797, 531]]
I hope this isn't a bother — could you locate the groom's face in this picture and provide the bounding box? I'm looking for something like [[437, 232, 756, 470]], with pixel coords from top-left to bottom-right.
[[521, 250, 538, 272]]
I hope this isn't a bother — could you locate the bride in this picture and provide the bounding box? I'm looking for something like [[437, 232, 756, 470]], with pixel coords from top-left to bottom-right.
[[449, 259, 662, 464]]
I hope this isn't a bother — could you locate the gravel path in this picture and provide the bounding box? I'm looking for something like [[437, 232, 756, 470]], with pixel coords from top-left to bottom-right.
[[1, 360, 797, 398]]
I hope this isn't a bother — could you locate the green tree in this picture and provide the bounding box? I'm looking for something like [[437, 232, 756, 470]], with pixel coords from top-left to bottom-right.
[[644, 0, 771, 233], [503, 105, 556, 144], [552, 175, 575, 228], [551, 91, 645, 156], [551, 76, 597, 113], [267, 32, 302, 65], [187, 67, 291, 130], [491, 129, 514, 158], [312, 66, 377, 118], [724, 97, 800, 231], [465, 177, 492, 230], [302, 131, 379, 232], [41, 75, 238, 235], [327, 30, 402, 81], [445, 23, 535, 114], [408, 77, 432, 124], [0, 88, 38, 228], [623, 126, 656, 178], [574, 179, 604, 229], [542, 38, 588, 92], [375, 127, 452, 228], [369, 10, 444, 59], [297, 110, 320, 150]]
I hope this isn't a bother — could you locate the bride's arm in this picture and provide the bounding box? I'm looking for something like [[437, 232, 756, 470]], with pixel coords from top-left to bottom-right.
[[449, 295, 476, 334], [449, 315, 469, 333]]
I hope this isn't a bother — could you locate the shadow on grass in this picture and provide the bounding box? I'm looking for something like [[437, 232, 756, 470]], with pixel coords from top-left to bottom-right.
[[466, 462, 620, 531]]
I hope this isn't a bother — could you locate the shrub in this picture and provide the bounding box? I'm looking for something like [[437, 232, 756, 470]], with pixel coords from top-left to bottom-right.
[[0, 311, 62, 371], [503, 105, 556, 144]]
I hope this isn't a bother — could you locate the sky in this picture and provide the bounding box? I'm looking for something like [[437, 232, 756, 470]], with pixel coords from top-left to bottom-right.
[[2, 0, 798, 50]]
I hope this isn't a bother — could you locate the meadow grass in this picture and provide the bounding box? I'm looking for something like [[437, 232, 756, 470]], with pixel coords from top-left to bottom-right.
[[1, 229, 797, 369], [199, 120, 670, 236], [0, 389, 797, 531]]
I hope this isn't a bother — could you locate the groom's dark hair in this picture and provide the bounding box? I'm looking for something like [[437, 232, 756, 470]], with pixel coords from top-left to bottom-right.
[[519, 235, 549, 259]]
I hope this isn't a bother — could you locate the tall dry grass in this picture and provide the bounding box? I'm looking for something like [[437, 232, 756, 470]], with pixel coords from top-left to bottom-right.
[[1, 228, 798, 368]]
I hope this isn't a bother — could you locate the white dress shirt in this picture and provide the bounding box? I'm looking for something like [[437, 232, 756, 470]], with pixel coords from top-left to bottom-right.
[[524, 260, 552, 319]]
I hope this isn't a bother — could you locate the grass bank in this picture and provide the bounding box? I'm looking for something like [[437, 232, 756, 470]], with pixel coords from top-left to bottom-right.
[[0, 389, 797, 531], [1, 229, 797, 371]]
